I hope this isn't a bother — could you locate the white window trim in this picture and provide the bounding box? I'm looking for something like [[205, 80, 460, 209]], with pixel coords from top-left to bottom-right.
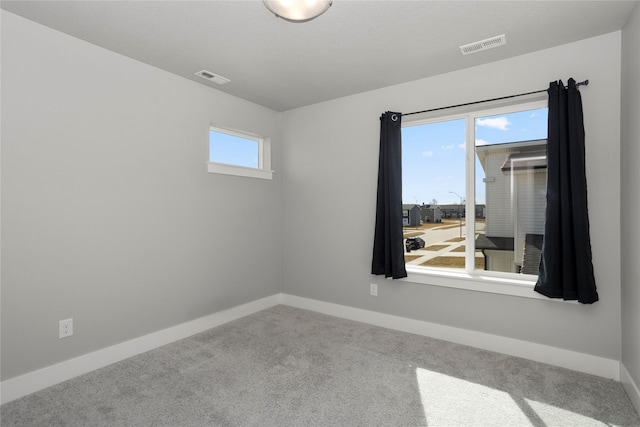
[[207, 161, 274, 180], [400, 98, 566, 301], [208, 125, 274, 180], [403, 266, 545, 300], [401, 266, 574, 303]]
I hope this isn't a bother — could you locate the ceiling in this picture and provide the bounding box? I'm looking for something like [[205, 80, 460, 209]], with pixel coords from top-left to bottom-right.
[[2, 1, 637, 112]]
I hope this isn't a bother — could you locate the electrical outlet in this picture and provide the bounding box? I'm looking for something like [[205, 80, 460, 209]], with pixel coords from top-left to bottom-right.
[[370, 283, 378, 297], [59, 318, 73, 339]]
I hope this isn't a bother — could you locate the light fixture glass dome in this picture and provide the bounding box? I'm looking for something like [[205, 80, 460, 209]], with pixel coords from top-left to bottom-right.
[[263, 0, 332, 23]]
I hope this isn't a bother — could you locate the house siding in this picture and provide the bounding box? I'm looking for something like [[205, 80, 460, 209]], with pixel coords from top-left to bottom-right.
[[480, 141, 547, 269], [485, 249, 517, 273], [484, 153, 514, 238], [515, 172, 547, 264]]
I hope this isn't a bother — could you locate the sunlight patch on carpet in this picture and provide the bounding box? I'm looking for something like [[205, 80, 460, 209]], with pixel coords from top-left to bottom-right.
[[525, 398, 622, 427], [415, 368, 609, 426], [416, 368, 531, 425]]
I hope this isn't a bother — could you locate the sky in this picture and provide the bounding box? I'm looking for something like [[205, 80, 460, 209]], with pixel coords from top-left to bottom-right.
[[209, 130, 260, 168], [401, 107, 548, 206]]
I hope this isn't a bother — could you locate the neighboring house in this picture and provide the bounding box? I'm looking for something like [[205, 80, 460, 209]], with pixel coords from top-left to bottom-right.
[[439, 204, 465, 218], [404, 204, 442, 225], [402, 204, 422, 226], [420, 204, 442, 223], [475, 139, 547, 273], [439, 203, 485, 219]]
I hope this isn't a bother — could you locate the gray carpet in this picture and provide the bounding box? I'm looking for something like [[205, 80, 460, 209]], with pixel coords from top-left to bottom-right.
[[2, 305, 639, 426]]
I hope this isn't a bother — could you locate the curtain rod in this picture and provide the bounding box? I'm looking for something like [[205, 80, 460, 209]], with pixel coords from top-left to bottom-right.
[[401, 79, 589, 117]]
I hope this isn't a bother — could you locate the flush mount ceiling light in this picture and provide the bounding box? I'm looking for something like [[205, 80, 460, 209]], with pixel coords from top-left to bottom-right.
[[264, 0, 332, 22]]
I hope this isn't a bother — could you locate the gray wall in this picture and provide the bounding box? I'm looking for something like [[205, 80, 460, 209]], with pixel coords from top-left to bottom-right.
[[2, 6, 636, 387], [281, 32, 623, 361], [621, 2, 640, 393], [1, 12, 282, 380]]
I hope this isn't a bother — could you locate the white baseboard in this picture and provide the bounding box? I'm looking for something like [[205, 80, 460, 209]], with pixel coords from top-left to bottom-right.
[[280, 294, 621, 381], [1, 292, 623, 405], [1, 294, 282, 405], [621, 363, 640, 416]]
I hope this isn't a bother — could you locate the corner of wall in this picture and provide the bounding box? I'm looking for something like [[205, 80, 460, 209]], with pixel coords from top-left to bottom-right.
[[621, 363, 640, 417]]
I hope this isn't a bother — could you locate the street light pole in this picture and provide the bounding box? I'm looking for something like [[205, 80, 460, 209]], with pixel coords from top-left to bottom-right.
[[449, 191, 463, 238]]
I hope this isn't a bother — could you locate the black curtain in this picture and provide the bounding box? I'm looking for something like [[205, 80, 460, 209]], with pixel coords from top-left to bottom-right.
[[372, 112, 407, 279], [534, 79, 598, 303]]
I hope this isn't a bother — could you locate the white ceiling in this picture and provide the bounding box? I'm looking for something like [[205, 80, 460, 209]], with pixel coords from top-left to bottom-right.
[[2, 1, 636, 111]]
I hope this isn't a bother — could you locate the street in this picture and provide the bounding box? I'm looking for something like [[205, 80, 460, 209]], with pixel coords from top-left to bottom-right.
[[404, 220, 486, 267]]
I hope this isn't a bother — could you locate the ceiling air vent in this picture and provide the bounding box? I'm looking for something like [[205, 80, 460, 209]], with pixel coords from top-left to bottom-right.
[[460, 34, 506, 55], [195, 70, 230, 85]]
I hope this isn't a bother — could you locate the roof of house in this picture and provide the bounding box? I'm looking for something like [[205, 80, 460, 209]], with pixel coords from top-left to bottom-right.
[[437, 204, 485, 210], [501, 151, 547, 172], [402, 204, 421, 210], [476, 139, 547, 173], [475, 235, 515, 251]]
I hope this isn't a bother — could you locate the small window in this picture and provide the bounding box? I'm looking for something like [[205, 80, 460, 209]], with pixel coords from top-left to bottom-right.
[[208, 126, 273, 180], [210, 129, 259, 168]]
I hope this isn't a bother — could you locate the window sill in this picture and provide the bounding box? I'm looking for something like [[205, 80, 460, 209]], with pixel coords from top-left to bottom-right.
[[400, 266, 572, 302], [207, 162, 274, 180]]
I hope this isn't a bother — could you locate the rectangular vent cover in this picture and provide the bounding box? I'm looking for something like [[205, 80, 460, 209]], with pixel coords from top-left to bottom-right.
[[195, 70, 230, 85], [460, 34, 506, 55]]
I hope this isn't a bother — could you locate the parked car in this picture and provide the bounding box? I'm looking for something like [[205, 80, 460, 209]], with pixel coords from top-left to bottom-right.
[[405, 237, 425, 252]]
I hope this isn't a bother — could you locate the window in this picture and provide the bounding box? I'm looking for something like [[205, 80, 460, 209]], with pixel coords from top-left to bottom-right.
[[401, 100, 548, 282], [208, 126, 273, 180]]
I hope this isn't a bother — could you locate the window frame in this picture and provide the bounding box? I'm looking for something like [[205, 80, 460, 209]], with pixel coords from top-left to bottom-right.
[[207, 125, 274, 180], [400, 98, 554, 300]]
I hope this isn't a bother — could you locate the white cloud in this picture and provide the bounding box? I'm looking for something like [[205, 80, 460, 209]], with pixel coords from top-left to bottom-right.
[[476, 116, 511, 130], [475, 139, 490, 146], [458, 143, 466, 149], [441, 144, 454, 150], [423, 151, 433, 157]]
